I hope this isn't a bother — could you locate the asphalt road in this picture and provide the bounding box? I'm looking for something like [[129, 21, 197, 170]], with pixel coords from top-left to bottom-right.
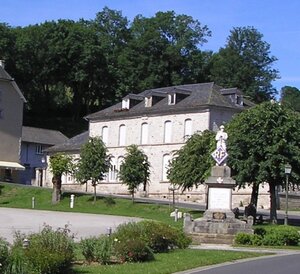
[[178, 253, 300, 274], [0, 207, 139, 243]]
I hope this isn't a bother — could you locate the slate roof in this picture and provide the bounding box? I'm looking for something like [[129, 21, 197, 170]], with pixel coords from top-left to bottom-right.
[[22, 126, 69, 146], [0, 65, 27, 102], [85, 82, 252, 122], [45, 131, 89, 153]]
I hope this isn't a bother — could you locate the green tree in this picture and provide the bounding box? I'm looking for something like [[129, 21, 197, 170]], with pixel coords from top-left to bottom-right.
[[227, 101, 300, 223], [120, 11, 212, 93], [280, 86, 300, 112], [119, 145, 150, 203], [168, 130, 215, 191], [209, 26, 279, 102], [75, 137, 111, 203], [49, 153, 73, 204]]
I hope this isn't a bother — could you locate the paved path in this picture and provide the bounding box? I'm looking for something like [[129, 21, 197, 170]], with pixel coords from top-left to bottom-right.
[[0, 207, 139, 243]]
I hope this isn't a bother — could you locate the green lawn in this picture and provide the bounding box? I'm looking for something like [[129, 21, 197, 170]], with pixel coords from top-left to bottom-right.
[[0, 182, 202, 227], [0, 182, 272, 274], [73, 249, 266, 274]]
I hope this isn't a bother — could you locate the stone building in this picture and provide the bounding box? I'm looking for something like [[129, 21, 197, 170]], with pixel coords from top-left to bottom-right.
[[0, 60, 26, 181], [45, 82, 269, 208]]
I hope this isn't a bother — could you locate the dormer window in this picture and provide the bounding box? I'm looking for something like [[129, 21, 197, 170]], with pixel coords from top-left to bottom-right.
[[145, 97, 152, 107], [168, 94, 176, 105], [236, 95, 243, 106], [122, 99, 129, 109]]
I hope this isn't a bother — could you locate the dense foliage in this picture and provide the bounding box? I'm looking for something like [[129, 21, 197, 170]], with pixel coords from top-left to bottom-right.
[[119, 145, 150, 202], [49, 153, 73, 204], [0, 9, 280, 136], [280, 86, 300, 112], [1, 225, 75, 274], [167, 130, 215, 191], [75, 137, 111, 203], [227, 101, 300, 222], [235, 226, 300, 246], [209, 26, 279, 102]]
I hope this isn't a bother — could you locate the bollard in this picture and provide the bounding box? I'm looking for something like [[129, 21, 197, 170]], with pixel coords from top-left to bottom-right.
[[70, 194, 75, 208], [32, 197, 35, 209], [23, 238, 30, 249], [106, 227, 112, 236], [174, 208, 178, 222]]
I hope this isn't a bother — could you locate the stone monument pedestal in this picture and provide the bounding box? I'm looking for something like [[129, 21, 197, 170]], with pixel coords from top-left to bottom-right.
[[184, 166, 253, 244]]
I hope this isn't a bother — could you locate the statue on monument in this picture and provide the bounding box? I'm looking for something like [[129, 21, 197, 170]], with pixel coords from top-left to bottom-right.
[[216, 125, 228, 152]]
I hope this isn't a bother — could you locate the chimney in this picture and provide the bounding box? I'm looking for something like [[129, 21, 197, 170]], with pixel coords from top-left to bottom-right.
[[0, 60, 5, 68]]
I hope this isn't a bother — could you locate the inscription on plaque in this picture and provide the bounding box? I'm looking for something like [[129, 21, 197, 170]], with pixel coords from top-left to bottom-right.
[[208, 188, 231, 210]]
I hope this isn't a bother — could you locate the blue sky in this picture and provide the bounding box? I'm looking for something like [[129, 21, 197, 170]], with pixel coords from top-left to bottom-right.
[[2, 0, 300, 93]]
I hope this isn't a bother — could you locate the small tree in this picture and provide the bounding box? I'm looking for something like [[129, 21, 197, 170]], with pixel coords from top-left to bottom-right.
[[119, 145, 150, 203], [49, 153, 73, 204], [75, 137, 110, 203], [168, 130, 215, 191]]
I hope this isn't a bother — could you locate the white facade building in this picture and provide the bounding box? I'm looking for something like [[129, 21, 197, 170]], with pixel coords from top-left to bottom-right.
[[45, 82, 269, 208]]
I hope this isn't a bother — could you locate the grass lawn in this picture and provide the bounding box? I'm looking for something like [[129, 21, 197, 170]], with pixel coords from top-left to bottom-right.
[[73, 249, 267, 274], [0, 182, 275, 274], [0, 182, 202, 227]]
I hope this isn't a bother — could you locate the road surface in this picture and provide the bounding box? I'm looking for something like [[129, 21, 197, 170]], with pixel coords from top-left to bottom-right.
[[0, 207, 139, 243]]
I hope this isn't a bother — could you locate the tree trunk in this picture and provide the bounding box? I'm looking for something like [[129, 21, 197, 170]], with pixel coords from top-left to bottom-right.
[[93, 181, 97, 204], [250, 182, 259, 208], [131, 190, 135, 203], [52, 175, 62, 204], [269, 182, 278, 224]]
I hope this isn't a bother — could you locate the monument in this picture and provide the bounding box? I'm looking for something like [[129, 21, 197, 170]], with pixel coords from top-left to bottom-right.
[[184, 125, 253, 244]]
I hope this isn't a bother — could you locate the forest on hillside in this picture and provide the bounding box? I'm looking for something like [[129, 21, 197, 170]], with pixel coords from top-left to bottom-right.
[[0, 7, 285, 137]]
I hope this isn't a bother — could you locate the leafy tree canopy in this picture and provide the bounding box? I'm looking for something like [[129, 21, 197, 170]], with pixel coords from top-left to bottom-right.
[[119, 145, 150, 202], [167, 130, 215, 191], [280, 86, 300, 112], [209, 26, 279, 103], [227, 101, 300, 222], [49, 153, 73, 177]]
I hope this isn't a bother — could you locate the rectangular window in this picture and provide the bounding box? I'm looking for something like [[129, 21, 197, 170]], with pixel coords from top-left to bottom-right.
[[141, 123, 149, 144], [35, 144, 43, 155], [102, 126, 108, 145], [119, 125, 126, 146], [168, 94, 176, 105], [164, 121, 172, 143]]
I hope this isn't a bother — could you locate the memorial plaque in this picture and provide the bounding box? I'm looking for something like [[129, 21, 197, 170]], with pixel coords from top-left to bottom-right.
[[208, 188, 231, 210]]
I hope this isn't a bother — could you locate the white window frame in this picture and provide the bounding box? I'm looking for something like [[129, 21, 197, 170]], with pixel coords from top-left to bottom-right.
[[119, 124, 126, 146], [117, 156, 124, 182], [164, 120, 172, 143], [101, 126, 108, 145], [108, 157, 117, 182], [35, 144, 43, 155], [122, 98, 129, 109], [168, 94, 176, 105], [162, 154, 171, 181], [184, 119, 192, 141], [141, 122, 149, 144]]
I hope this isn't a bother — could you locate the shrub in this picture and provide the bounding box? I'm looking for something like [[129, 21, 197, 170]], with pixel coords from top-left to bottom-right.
[[113, 237, 154, 263], [81, 236, 113, 264], [139, 220, 191, 252], [0, 237, 9, 270], [262, 226, 300, 246], [234, 233, 252, 245], [235, 226, 300, 247], [3, 246, 29, 274], [254, 227, 266, 237]]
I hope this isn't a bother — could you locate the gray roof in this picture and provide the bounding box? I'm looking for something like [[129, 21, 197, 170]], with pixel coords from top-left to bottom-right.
[[22, 126, 69, 145], [45, 131, 89, 153], [0, 65, 27, 102], [85, 82, 252, 121]]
